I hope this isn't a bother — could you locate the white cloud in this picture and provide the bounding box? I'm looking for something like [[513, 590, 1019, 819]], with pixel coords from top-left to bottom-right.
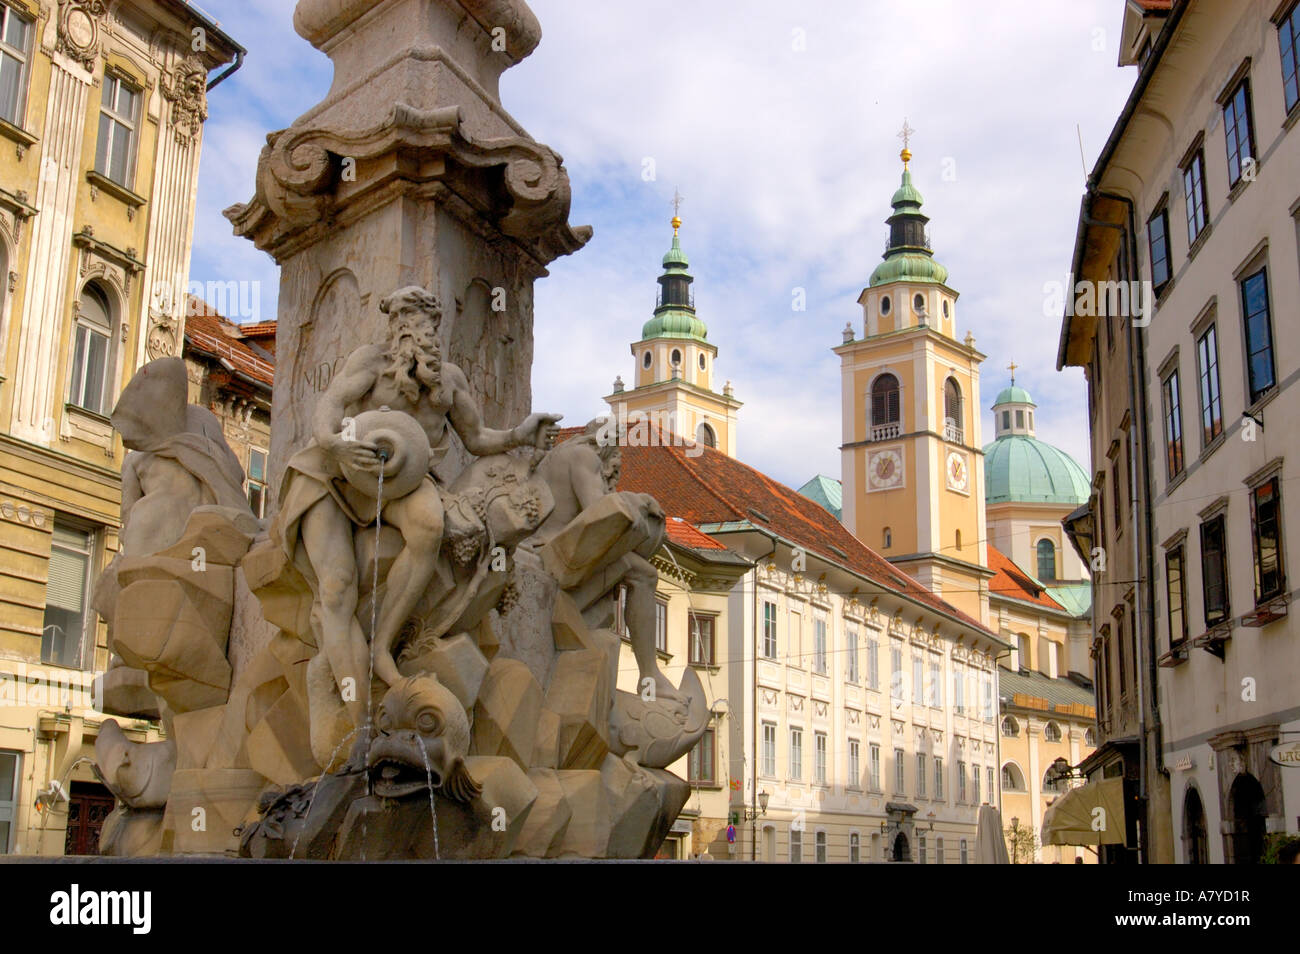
[[192, 0, 1135, 488]]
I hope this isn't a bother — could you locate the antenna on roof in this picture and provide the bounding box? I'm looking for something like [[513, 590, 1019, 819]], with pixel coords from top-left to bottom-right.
[[1076, 124, 1088, 185]]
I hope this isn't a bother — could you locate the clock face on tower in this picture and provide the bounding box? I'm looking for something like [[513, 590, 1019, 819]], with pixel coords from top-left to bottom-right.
[[946, 450, 969, 493], [868, 447, 904, 491]]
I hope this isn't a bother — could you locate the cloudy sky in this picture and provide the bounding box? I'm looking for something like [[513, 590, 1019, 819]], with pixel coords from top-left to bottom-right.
[[190, 0, 1139, 490]]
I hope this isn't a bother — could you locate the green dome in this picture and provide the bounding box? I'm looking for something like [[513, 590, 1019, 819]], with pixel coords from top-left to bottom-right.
[[992, 385, 1036, 407], [662, 234, 689, 268], [641, 226, 707, 342], [870, 252, 949, 286], [641, 308, 708, 341], [982, 435, 1091, 506], [891, 169, 924, 208]]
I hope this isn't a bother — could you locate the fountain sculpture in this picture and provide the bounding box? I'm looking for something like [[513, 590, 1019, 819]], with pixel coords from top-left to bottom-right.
[[91, 0, 707, 860]]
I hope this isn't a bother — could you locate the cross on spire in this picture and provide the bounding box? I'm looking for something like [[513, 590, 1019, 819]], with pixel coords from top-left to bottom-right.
[[1008, 361, 1018, 384], [898, 119, 915, 151], [672, 188, 684, 218]]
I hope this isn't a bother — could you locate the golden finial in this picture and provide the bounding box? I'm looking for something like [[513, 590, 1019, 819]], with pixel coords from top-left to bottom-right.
[[1008, 360, 1018, 384], [898, 119, 915, 168], [672, 188, 684, 234]]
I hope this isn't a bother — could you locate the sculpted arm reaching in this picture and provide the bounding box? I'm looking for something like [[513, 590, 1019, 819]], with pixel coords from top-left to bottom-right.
[[445, 362, 562, 457]]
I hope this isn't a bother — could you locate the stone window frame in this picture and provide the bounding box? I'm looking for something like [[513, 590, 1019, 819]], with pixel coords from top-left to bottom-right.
[[0, 0, 35, 130], [1243, 458, 1287, 607], [1232, 240, 1277, 410], [1217, 58, 1258, 192], [1178, 134, 1211, 255]]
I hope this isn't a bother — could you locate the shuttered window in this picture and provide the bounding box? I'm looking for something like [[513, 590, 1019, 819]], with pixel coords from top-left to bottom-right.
[[42, 522, 95, 669], [871, 374, 900, 426]]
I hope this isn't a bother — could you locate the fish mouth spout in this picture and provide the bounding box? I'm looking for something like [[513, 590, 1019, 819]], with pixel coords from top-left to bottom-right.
[[368, 755, 440, 799]]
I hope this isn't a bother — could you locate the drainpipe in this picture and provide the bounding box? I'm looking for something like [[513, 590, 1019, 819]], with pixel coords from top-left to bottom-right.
[[206, 48, 244, 92], [752, 536, 778, 862], [1084, 188, 1159, 863]]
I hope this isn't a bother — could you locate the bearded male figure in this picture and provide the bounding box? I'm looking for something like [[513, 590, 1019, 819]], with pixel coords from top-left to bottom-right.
[[274, 286, 560, 731]]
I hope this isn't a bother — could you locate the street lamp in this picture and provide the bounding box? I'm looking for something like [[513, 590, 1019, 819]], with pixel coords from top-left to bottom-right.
[[744, 790, 769, 820]]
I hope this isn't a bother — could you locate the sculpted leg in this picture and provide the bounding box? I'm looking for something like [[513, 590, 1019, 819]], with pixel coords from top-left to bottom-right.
[[624, 552, 684, 703], [370, 481, 445, 686], [300, 500, 369, 730]]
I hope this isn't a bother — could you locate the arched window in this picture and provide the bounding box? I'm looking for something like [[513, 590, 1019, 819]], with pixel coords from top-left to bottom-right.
[[960, 838, 968, 864], [1001, 762, 1026, 791], [1084, 728, 1096, 747], [870, 374, 901, 430], [69, 282, 114, 415], [696, 422, 716, 449], [642, 350, 652, 369], [944, 378, 963, 442], [955, 529, 962, 552], [882, 527, 892, 549], [1037, 539, 1057, 581], [1043, 721, 1062, 742], [1001, 716, 1019, 738], [670, 348, 682, 368]]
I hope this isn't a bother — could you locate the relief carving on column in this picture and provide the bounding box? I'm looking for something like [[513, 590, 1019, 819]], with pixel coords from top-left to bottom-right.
[[161, 56, 209, 146], [146, 310, 178, 359], [56, 0, 107, 72]]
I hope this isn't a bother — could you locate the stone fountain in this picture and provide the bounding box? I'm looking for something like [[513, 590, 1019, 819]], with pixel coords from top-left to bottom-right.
[[90, 0, 709, 860]]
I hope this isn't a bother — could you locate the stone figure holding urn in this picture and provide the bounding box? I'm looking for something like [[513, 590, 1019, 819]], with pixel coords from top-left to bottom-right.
[[273, 285, 561, 732]]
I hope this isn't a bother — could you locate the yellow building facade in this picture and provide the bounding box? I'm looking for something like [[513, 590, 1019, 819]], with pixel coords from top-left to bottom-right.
[[0, 0, 240, 855]]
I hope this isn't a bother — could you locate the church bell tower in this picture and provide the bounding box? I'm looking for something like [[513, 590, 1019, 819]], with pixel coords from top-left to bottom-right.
[[834, 128, 991, 623], [605, 197, 741, 455]]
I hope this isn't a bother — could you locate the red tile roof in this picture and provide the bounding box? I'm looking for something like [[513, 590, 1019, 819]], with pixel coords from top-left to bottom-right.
[[599, 431, 993, 637], [665, 517, 727, 551], [987, 545, 1064, 611], [184, 296, 274, 388], [1133, 0, 1172, 11]]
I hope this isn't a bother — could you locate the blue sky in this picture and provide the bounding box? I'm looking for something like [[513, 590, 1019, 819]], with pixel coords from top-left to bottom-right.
[[189, 0, 1138, 490]]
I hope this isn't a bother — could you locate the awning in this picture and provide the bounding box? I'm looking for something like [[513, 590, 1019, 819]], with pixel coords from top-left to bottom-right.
[[1041, 778, 1126, 846]]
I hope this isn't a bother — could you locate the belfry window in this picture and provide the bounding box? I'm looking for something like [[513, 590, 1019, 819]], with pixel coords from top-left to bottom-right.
[[943, 378, 963, 442], [871, 374, 900, 430]]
